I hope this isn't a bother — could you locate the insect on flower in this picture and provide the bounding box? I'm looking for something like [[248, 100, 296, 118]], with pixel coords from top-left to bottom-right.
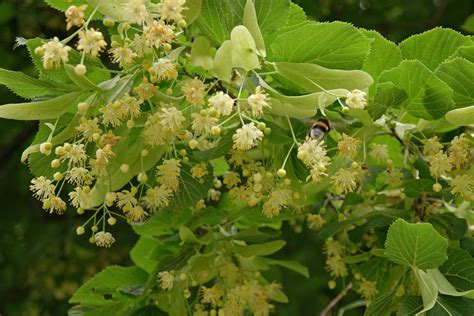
[[307, 118, 331, 142]]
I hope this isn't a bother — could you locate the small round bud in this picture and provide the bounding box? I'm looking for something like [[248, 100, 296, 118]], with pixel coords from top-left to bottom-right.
[[253, 173, 263, 183], [213, 179, 222, 189], [386, 159, 393, 166], [83, 186, 91, 193], [351, 161, 359, 169], [210, 310, 217, 316], [51, 159, 61, 168], [127, 120, 135, 129], [92, 133, 101, 141], [120, 164, 129, 173], [165, 88, 173, 95], [137, 172, 148, 183], [297, 150, 307, 161], [141, 149, 149, 157], [208, 108, 218, 117], [53, 172, 63, 181], [179, 273, 187, 281], [189, 139, 198, 149], [179, 149, 187, 156], [76, 226, 85, 235], [77, 208, 84, 215], [253, 183, 262, 193], [163, 43, 172, 51], [105, 192, 116, 206], [74, 64, 87, 76], [264, 127, 271, 135], [368, 189, 377, 197], [131, 187, 138, 194], [211, 126, 221, 136], [103, 18, 115, 27], [257, 122, 266, 131], [183, 289, 191, 299], [178, 19, 187, 28], [91, 225, 99, 233], [34, 47, 44, 55], [293, 192, 301, 200], [284, 179, 292, 186], [328, 280, 336, 289], [40, 142, 52, 156], [242, 169, 250, 177], [266, 172, 273, 179], [77, 102, 89, 113], [277, 168, 287, 178], [399, 192, 406, 200], [342, 107, 350, 113], [433, 183, 442, 192], [89, 237, 96, 244], [354, 272, 362, 280], [63, 143, 72, 151], [338, 214, 346, 221], [55, 146, 65, 156], [320, 207, 327, 214], [107, 217, 117, 225], [191, 280, 198, 287]]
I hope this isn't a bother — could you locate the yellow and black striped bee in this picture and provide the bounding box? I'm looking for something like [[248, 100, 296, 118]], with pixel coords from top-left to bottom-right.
[[307, 118, 331, 142]]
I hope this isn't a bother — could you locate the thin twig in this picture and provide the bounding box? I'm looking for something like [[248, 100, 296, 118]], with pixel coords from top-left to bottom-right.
[[320, 282, 353, 316]]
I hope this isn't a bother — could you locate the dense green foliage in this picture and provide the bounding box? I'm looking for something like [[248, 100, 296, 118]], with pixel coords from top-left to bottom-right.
[[1, 1, 473, 316]]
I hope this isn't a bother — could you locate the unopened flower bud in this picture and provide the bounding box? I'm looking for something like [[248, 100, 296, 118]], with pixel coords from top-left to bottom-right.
[[103, 18, 115, 27], [137, 172, 148, 183], [277, 168, 287, 178], [120, 164, 129, 173], [433, 183, 442, 192], [189, 139, 198, 149], [77, 102, 89, 113], [53, 172, 63, 181], [75, 64, 87, 76], [211, 126, 221, 136], [51, 159, 61, 168], [105, 192, 116, 206], [40, 142, 52, 155]]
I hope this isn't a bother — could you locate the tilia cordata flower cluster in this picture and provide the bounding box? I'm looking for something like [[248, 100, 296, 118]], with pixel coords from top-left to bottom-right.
[[1, 0, 473, 315]]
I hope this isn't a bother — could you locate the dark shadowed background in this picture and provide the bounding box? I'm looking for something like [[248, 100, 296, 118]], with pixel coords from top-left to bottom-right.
[[0, 1, 472, 315]]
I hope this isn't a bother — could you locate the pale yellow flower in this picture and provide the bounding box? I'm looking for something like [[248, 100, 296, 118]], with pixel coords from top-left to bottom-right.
[[346, 89, 367, 109], [142, 186, 172, 211], [337, 134, 362, 159], [181, 78, 207, 106], [247, 86, 271, 118], [156, 159, 181, 192], [77, 28, 107, 57], [35, 37, 71, 69], [232, 123, 264, 151], [65, 5, 87, 30], [94, 231, 115, 247], [208, 92, 234, 117], [30, 176, 55, 201], [158, 271, 174, 290]]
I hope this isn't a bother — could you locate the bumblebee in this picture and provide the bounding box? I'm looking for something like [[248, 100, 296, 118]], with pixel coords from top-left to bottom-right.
[[308, 118, 331, 141]]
